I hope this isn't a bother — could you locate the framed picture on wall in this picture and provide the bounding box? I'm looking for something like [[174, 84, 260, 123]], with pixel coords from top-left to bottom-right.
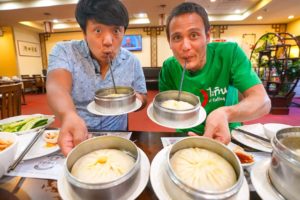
[[121, 35, 142, 51], [17, 40, 41, 57]]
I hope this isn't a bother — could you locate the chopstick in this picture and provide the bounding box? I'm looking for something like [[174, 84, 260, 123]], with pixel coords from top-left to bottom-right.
[[7, 128, 45, 172], [234, 128, 270, 143]]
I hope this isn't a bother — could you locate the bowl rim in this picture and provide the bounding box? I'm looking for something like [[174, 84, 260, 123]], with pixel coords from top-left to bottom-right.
[[65, 135, 141, 189], [95, 86, 135, 99], [166, 136, 244, 199], [153, 90, 201, 112], [272, 127, 300, 165]]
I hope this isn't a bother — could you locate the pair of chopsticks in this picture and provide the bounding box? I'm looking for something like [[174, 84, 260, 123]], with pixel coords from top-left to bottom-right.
[[7, 128, 45, 172], [234, 128, 270, 143]]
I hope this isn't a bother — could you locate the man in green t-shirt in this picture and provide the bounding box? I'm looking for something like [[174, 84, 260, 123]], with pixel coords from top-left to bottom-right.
[[159, 2, 271, 144]]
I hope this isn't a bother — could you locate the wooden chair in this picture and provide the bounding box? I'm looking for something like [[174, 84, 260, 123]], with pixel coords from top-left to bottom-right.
[[33, 75, 45, 93], [21, 74, 30, 79], [0, 83, 22, 119]]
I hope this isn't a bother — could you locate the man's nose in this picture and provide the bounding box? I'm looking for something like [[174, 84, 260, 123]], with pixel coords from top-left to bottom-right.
[[182, 38, 191, 51], [102, 33, 113, 46]]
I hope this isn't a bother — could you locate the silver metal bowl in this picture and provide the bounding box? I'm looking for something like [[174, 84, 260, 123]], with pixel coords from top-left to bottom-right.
[[269, 127, 300, 200], [164, 137, 244, 200], [94, 86, 136, 114], [153, 90, 200, 128], [65, 136, 140, 200]]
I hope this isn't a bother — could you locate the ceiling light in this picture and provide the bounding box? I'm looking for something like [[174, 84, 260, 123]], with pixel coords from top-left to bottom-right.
[[133, 13, 148, 19], [235, 9, 241, 14], [210, 0, 216, 2], [288, 15, 294, 19], [257, 16, 263, 20], [129, 18, 150, 25]]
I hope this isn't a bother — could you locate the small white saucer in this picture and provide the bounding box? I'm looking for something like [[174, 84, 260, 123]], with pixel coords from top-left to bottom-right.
[[150, 147, 249, 200], [227, 143, 255, 169], [250, 159, 284, 200], [147, 103, 206, 129], [57, 148, 150, 200], [87, 98, 142, 116]]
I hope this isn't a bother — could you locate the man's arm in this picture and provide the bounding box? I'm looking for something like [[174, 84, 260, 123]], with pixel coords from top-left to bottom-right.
[[202, 84, 271, 144], [223, 84, 271, 122], [46, 69, 88, 155]]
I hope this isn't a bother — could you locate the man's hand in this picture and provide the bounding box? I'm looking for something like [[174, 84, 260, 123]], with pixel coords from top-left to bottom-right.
[[58, 112, 88, 156], [203, 107, 231, 144]]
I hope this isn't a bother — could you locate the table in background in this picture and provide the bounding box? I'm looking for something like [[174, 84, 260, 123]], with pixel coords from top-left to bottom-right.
[[0, 131, 263, 200]]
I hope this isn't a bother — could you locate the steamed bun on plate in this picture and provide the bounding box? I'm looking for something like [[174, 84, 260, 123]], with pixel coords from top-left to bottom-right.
[[71, 149, 135, 183], [170, 147, 237, 191]]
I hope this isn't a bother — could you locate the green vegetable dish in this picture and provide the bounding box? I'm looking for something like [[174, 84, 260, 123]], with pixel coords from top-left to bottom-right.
[[0, 116, 49, 132]]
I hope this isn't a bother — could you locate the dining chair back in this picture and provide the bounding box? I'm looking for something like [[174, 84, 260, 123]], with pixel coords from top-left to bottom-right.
[[21, 74, 30, 79], [0, 83, 22, 119], [33, 75, 45, 93]]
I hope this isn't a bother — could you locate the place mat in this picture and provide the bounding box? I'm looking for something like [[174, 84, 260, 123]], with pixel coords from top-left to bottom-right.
[[5, 132, 133, 180]]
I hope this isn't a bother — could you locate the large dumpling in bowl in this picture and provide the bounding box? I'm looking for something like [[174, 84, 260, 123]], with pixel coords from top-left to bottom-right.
[[161, 99, 194, 110], [104, 93, 127, 98], [71, 149, 135, 183], [170, 148, 236, 191]]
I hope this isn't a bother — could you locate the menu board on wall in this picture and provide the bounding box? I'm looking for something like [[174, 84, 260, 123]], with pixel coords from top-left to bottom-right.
[[17, 40, 41, 57]]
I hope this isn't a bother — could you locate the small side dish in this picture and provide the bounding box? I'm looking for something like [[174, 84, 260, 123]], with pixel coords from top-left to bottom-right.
[[0, 138, 13, 151], [43, 131, 59, 147]]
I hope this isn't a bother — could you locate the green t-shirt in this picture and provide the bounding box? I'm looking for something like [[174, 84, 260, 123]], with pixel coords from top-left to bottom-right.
[[159, 42, 261, 134]]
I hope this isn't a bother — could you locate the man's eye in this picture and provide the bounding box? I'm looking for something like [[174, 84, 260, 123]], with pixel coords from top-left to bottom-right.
[[95, 29, 101, 33], [190, 33, 199, 39], [172, 35, 181, 42], [113, 28, 121, 34]]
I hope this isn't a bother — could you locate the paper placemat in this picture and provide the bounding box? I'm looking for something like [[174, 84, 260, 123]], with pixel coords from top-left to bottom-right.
[[5, 132, 133, 180]]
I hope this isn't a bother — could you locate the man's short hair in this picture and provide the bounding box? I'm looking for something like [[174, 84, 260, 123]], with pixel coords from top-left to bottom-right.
[[166, 2, 210, 40], [75, 0, 129, 33]]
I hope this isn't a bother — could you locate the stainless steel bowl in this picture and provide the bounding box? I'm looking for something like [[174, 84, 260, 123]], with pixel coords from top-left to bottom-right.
[[94, 86, 136, 114], [269, 127, 300, 200], [153, 90, 200, 128], [164, 137, 244, 200], [65, 136, 140, 200]]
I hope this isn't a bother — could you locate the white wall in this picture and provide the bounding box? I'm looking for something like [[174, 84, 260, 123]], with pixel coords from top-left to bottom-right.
[[13, 26, 43, 76], [219, 25, 274, 58], [157, 32, 173, 67]]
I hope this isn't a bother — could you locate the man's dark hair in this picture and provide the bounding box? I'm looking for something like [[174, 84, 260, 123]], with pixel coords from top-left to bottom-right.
[[75, 0, 129, 33], [166, 2, 210, 40]]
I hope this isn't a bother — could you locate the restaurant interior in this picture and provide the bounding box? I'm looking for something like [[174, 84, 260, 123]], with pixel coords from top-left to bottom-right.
[[0, 0, 300, 200]]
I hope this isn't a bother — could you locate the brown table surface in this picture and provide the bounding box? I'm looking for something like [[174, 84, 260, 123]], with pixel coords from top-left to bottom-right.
[[0, 131, 262, 200]]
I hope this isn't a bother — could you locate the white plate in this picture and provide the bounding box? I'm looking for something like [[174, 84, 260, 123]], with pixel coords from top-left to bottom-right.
[[250, 159, 283, 200], [87, 98, 142, 116], [231, 124, 272, 153], [150, 147, 249, 200], [57, 148, 150, 200], [0, 114, 55, 135], [16, 130, 60, 160], [147, 103, 206, 129]]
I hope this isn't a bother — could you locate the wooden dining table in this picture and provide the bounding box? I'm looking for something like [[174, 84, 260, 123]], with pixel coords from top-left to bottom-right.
[[0, 131, 263, 200]]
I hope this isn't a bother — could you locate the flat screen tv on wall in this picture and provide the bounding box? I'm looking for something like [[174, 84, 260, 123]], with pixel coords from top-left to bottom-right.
[[122, 34, 142, 51]]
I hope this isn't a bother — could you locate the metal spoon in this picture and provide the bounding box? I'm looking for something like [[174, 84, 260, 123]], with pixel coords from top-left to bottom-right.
[[108, 56, 117, 94], [177, 59, 187, 100]]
